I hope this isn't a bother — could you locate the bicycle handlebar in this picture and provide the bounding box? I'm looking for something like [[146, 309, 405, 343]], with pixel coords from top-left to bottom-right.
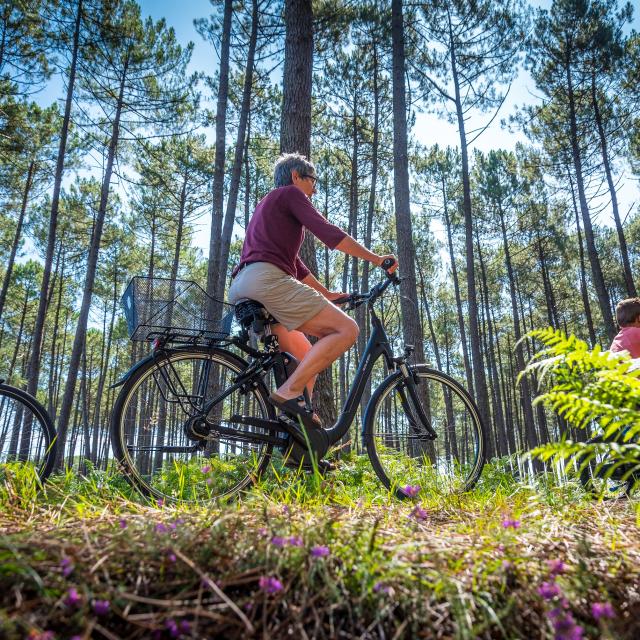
[[334, 260, 400, 311]]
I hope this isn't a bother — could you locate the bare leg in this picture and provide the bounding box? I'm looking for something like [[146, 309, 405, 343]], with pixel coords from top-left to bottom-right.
[[274, 304, 359, 401], [271, 326, 316, 397]]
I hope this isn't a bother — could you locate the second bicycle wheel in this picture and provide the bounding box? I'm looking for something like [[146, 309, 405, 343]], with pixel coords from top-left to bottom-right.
[[365, 365, 486, 498], [0, 382, 57, 482], [111, 347, 274, 503]]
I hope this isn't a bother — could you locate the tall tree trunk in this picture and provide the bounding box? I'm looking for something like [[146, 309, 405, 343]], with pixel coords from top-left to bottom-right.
[[441, 181, 473, 394], [91, 275, 118, 465], [448, 8, 489, 428], [391, 0, 425, 367], [24, 0, 82, 405], [54, 52, 129, 468], [0, 160, 35, 319], [568, 167, 597, 346], [358, 42, 379, 417], [566, 63, 614, 339], [498, 206, 537, 451], [591, 72, 635, 297], [475, 231, 506, 456], [280, 0, 336, 426], [206, 0, 233, 313], [217, 0, 258, 298]]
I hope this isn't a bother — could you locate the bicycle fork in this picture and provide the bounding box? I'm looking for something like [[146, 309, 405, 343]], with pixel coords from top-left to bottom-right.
[[393, 349, 437, 441]]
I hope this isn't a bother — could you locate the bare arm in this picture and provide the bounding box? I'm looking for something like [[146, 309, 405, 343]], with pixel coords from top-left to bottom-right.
[[301, 271, 332, 297], [335, 236, 398, 273]]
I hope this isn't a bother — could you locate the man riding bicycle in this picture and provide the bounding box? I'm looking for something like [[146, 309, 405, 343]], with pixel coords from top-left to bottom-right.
[[228, 152, 397, 429]]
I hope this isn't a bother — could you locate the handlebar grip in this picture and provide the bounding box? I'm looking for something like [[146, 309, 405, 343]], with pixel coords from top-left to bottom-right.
[[332, 296, 352, 306], [380, 257, 396, 271]]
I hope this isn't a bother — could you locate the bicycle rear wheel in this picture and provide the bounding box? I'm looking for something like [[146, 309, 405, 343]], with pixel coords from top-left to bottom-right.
[[364, 365, 486, 498], [0, 382, 57, 482], [110, 347, 274, 503]]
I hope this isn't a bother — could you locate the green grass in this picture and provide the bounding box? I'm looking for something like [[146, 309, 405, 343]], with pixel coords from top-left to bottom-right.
[[0, 456, 638, 639]]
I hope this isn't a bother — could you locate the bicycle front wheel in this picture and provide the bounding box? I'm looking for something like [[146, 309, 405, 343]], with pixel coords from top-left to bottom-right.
[[0, 382, 57, 482], [111, 346, 274, 503], [364, 365, 486, 498]]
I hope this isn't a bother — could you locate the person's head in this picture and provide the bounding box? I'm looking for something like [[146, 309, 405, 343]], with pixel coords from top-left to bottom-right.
[[273, 152, 317, 197], [615, 298, 640, 327]]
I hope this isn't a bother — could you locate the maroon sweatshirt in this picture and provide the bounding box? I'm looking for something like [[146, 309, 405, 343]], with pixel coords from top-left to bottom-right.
[[233, 185, 347, 280]]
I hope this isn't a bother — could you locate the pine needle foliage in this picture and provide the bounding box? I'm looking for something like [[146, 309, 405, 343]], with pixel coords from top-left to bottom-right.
[[521, 328, 640, 495]]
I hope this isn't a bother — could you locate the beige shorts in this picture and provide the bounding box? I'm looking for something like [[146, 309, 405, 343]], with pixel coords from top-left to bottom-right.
[[228, 262, 329, 331]]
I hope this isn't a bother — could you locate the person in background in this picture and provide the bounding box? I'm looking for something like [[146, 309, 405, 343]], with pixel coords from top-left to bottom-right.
[[609, 298, 640, 358]]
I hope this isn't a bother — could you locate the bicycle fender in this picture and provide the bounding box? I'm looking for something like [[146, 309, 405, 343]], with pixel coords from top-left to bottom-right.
[[109, 353, 156, 389]]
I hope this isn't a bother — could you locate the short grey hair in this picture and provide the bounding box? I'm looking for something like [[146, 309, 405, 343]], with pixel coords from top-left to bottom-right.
[[273, 152, 316, 187]]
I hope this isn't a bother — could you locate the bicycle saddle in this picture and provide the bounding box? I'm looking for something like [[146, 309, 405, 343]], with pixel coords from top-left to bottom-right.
[[234, 299, 276, 334]]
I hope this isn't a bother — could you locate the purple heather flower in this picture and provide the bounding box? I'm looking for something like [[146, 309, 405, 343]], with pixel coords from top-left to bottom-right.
[[119, 518, 127, 529], [271, 536, 286, 548], [591, 602, 615, 620], [70, 636, 83, 640], [179, 620, 191, 634], [551, 612, 583, 640], [282, 505, 291, 515], [547, 559, 566, 576], [64, 587, 82, 609], [92, 599, 110, 616], [155, 522, 169, 534], [201, 465, 211, 474], [502, 560, 513, 570], [410, 505, 428, 521], [157, 499, 164, 508], [206, 478, 213, 486], [259, 576, 283, 594], [288, 536, 304, 547], [165, 618, 180, 638], [496, 543, 505, 553], [538, 581, 561, 600], [501, 517, 521, 529], [258, 527, 268, 537], [403, 484, 421, 497], [60, 556, 74, 578], [373, 581, 392, 595], [167, 551, 177, 563], [311, 545, 330, 558]]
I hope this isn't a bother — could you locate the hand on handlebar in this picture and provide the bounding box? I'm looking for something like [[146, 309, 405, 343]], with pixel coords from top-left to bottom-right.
[[327, 291, 351, 306], [378, 255, 398, 274]]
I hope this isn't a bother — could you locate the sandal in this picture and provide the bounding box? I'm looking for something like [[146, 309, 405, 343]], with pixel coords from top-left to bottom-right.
[[268, 393, 322, 429]]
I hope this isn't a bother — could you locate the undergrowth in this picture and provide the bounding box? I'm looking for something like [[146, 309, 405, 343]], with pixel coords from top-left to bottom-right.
[[0, 456, 638, 640]]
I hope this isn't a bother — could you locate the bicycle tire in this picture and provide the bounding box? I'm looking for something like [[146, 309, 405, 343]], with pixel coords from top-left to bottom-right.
[[0, 382, 57, 482], [578, 435, 639, 500], [364, 365, 486, 499], [110, 346, 275, 503]]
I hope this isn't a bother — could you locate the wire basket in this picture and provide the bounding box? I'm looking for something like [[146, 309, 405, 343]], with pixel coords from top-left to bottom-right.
[[121, 276, 234, 343]]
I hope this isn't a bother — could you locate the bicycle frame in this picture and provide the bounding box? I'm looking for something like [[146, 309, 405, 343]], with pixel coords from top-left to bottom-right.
[[324, 302, 395, 444]]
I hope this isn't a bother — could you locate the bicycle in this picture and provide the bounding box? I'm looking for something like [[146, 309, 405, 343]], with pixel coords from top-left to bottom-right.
[[578, 430, 639, 499], [0, 379, 57, 482], [110, 264, 487, 503]]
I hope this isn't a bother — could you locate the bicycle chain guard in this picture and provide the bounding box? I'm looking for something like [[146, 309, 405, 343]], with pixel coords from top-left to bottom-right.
[[280, 417, 330, 465]]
